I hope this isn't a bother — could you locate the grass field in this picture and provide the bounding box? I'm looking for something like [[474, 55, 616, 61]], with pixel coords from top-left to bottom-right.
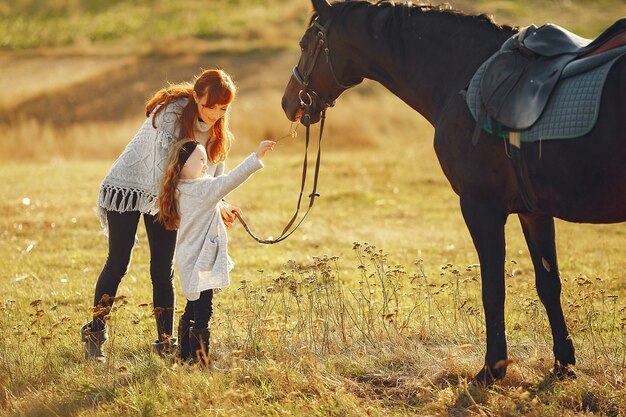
[[2, 139, 625, 416], [0, 0, 622, 51], [1, 0, 626, 416]]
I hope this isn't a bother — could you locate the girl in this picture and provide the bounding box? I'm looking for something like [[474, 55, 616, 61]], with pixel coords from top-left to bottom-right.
[[158, 138, 275, 366], [82, 69, 242, 362]]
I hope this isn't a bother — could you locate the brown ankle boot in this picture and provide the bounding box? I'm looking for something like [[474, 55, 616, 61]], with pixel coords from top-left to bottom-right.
[[151, 336, 178, 356], [152, 307, 177, 356], [81, 323, 107, 363]]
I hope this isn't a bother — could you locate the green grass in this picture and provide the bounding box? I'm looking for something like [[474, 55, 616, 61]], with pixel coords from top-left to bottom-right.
[[0, 0, 309, 51], [1, 0, 624, 51], [1, 138, 624, 416]]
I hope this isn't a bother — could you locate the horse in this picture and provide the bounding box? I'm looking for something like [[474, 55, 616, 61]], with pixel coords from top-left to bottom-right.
[[281, 0, 626, 385]]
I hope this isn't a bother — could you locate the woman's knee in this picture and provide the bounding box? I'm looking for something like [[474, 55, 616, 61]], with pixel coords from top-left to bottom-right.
[[149, 262, 174, 286], [102, 254, 132, 278]]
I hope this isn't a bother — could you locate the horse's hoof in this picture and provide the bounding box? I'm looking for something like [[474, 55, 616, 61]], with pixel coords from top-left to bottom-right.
[[473, 367, 495, 386], [473, 361, 507, 386], [551, 362, 576, 380]]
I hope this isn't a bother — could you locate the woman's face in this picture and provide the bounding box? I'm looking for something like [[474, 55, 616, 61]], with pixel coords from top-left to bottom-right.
[[180, 144, 209, 179], [194, 92, 230, 125]]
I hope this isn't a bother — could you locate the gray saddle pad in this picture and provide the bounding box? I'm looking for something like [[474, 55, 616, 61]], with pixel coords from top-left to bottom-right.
[[466, 46, 626, 143]]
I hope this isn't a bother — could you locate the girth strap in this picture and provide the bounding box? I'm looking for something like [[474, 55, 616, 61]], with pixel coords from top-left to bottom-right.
[[508, 132, 542, 214]]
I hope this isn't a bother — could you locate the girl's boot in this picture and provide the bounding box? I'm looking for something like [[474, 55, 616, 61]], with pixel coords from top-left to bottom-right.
[[176, 319, 192, 362], [189, 327, 210, 367], [81, 323, 107, 363]]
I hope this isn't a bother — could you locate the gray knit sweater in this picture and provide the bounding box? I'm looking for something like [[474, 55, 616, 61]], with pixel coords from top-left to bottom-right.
[[96, 98, 224, 233], [176, 153, 263, 301]]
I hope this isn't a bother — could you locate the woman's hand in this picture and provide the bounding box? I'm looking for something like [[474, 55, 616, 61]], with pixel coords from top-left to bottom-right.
[[255, 140, 276, 159], [220, 203, 242, 228]]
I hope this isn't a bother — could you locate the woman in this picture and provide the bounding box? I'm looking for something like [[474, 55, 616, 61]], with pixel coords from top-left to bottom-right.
[[81, 69, 241, 362]]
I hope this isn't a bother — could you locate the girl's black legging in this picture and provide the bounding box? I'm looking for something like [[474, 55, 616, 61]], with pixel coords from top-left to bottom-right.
[[181, 289, 214, 330], [91, 210, 177, 337]]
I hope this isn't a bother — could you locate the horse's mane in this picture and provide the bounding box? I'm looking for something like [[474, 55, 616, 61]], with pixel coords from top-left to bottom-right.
[[308, 0, 514, 70], [311, 0, 512, 31], [389, 1, 507, 29]]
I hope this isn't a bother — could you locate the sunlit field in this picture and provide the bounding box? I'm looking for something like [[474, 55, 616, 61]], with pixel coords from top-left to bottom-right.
[[1, 1, 625, 416]]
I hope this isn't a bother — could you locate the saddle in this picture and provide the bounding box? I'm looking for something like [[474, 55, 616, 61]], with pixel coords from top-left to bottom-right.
[[478, 17, 626, 133], [465, 18, 626, 214]]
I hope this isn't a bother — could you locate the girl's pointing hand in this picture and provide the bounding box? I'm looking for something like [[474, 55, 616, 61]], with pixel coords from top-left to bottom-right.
[[255, 140, 276, 159]]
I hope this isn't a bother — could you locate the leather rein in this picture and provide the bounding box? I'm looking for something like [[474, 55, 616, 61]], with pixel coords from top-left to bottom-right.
[[235, 16, 356, 244]]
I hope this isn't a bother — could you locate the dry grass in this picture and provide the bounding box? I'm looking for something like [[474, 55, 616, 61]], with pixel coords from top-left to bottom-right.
[[1, 136, 625, 416]]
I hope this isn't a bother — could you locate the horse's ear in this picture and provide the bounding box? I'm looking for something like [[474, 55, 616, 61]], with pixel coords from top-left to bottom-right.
[[312, 0, 332, 21]]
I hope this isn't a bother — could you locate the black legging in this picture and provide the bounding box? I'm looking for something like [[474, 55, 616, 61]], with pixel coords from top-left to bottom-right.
[[91, 210, 177, 339], [181, 289, 214, 330]]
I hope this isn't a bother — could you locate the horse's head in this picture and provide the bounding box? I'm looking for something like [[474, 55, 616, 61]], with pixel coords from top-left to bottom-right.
[[281, 0, 363, 125]]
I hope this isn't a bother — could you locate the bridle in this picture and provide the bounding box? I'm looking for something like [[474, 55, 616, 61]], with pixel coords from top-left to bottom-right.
[[292, 16, 361, 118], [235, 14, 358, 244]]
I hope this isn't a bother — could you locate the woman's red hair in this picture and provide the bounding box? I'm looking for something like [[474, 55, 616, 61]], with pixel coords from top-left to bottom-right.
[[146, 69, 236, 164]]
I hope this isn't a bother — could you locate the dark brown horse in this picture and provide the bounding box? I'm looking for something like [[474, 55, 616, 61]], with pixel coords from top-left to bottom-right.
[[281, 0, 626, 385]]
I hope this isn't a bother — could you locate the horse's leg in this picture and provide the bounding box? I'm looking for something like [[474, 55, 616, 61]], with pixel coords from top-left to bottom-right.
[[518, 213, 576, 379], [460, 194, 508, 384]]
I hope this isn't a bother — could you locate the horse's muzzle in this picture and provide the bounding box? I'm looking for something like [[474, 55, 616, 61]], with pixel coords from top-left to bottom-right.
[[282, 95, 320, 126], [281, 94, 300, 122]]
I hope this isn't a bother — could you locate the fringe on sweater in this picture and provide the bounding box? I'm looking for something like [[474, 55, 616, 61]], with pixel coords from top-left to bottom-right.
[[97, 185, 159, 234]]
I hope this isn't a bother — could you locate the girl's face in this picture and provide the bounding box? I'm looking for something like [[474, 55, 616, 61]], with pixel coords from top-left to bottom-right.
[[194, 92, 230, 125], [180, 145, 209, 179]]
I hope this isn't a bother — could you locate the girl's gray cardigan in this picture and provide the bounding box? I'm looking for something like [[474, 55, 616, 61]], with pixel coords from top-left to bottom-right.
[[175, 153, 263, 301]]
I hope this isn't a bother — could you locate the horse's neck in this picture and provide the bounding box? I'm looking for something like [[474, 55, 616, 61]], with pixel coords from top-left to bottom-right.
[[342, 6, 514, 125]]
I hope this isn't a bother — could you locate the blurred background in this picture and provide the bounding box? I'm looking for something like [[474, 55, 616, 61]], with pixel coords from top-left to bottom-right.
[[0, 0, 624, 161]]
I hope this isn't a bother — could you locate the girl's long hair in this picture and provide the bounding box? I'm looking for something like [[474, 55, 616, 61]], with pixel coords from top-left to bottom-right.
[[157, 138, 198, 230], [146, 68, 236, 163]]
